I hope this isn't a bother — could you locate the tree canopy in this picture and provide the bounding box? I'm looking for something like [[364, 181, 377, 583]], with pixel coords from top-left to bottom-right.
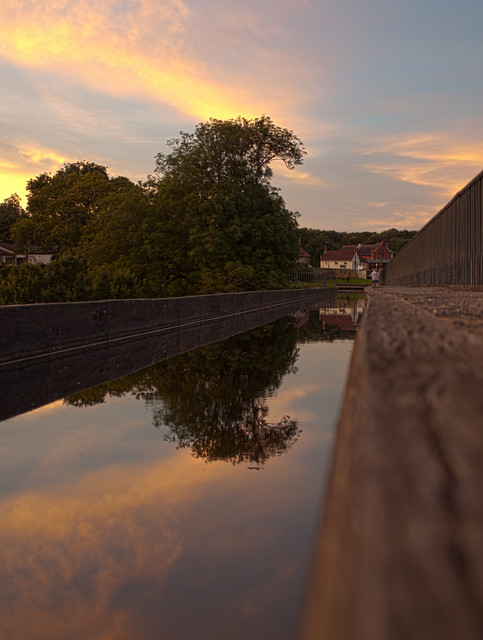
[[154, 116, 305, 189], [13, 161, 115, 253], [151, 116, 304, 293]]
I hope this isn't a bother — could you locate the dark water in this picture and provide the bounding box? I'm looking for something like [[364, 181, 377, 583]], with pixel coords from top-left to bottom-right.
[[0, 304, 360, 640]]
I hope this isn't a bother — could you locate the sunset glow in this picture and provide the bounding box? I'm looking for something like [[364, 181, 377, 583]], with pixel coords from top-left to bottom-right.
[[1, 0, 483, 228]]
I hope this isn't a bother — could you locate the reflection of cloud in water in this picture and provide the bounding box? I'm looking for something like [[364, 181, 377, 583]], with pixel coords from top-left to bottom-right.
[[0, 445, 304, 640], [0, 451, 196, 639], [13, 399, 64, 419], [266, 383, 322, 422]]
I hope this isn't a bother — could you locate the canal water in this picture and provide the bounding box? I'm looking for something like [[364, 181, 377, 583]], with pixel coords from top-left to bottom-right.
[[0, 301, 362, 640]]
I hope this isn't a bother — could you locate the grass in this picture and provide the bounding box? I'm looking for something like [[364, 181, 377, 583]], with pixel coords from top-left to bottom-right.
[[327, 277, 371, 287], [336, 293, 366, 300]]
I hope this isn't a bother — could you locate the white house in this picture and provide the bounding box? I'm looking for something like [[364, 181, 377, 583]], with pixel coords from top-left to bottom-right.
[[320, 246, 364, 274], [0, 242, 52, 266]]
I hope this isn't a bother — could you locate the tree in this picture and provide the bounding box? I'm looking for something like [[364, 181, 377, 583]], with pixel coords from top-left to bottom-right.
[[13, 161, 113, 254], [152, 116, 305, 293], [0, 194, 25, 243], [78, 177, 161, 296]]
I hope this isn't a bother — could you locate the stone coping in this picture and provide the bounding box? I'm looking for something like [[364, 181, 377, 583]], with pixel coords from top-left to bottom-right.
[[299, 286, 483, 640]]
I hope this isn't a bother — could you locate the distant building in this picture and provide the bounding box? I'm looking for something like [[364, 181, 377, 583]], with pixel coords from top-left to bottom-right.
[[319, 246, 364, 273], [298, 245, 311, 266], [352, 242, 394, 271], [0, 242, 16, 265], [320, 241, 394, 275], [0, 242, 52, 266]]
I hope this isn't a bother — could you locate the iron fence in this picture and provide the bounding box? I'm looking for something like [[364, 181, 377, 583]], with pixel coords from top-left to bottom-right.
[[384, 169, 483, 285]]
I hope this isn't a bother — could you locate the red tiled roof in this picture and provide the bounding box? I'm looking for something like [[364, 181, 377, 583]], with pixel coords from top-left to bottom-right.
[[321, 247, 356, 261], [299, 246, 310, 258], [342, 242, 394, 261]]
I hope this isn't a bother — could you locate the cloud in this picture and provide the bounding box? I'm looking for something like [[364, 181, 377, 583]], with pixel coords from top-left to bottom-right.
[[0, 144, 70, 202], [358, 133, 483, 197], [274, 161, 324, 187], [266, 383, 324, 423], [17, 144, 66, 166], [0, 0, 267, 121]]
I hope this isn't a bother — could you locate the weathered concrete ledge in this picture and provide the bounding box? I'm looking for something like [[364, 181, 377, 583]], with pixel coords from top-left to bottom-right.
[[0, 288, 333, 364], [300, 286, 483, 640]]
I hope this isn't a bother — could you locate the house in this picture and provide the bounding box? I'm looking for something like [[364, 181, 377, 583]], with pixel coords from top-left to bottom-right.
[[0, 242, 16, 265], [0, 242, 52, 266], [298, 245, 311, 266], [353, 242, 394, 272], [319, 246, 364, 273], [320, 241, 394, 275]]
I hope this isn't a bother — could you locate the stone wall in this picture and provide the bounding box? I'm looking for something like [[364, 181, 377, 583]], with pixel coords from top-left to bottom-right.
[[0, 288, 333, 363]]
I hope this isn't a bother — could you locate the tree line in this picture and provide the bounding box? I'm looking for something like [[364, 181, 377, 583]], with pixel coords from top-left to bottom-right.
[[297, 227, 418, 268], [0, 116, 417, 304]]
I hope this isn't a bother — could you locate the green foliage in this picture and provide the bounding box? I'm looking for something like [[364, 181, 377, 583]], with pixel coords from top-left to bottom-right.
[[0, 256, 90, 304], [298, 228, 341, 266], [155, 115, 305, 189], [15, 161, 113, 253], [0, 194, 25, 243], [153, 116, 302, 293], [79, 178, 163, 297], [327, 277, 371, 285], [0, 118, 418, 305]]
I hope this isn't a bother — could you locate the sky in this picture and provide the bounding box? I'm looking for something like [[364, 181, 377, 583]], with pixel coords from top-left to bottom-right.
[[1, 0, 483, 231]]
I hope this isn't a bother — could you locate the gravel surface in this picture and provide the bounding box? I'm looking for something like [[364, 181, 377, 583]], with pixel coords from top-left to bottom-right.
[[374, 286, 483, 335]]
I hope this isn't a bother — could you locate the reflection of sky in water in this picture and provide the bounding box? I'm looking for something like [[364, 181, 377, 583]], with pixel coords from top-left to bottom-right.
[[0, 338, 353, 640]]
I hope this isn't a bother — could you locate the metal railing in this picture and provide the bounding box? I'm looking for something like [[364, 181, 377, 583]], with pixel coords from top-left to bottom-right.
[[384, 169, 483, 285]]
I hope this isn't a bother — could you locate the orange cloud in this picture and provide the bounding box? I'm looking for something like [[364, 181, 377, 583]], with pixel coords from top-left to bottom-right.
[[274, 161, 324, 187], [0, 145, 71, 202], [0, 0, 266, 121], [359, 134, 483, 197], [266, 383, 324, 423], [17, 144, 66, 166]]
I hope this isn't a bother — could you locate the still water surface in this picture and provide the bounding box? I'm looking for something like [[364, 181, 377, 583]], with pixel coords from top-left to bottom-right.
[[0, 305, 359, 640]]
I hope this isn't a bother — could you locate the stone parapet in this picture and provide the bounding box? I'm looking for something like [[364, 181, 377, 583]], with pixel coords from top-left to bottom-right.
[[0, 288, 333, 364], [300, 286, 483, 640]]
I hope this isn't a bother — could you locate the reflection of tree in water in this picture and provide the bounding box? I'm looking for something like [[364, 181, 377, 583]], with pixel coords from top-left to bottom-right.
[[66, 317, 301, 465], [143, 319, 300, 465]]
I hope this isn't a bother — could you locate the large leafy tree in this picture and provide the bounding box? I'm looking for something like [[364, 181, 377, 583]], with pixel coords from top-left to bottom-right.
[[152, 116, 305, 293]]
